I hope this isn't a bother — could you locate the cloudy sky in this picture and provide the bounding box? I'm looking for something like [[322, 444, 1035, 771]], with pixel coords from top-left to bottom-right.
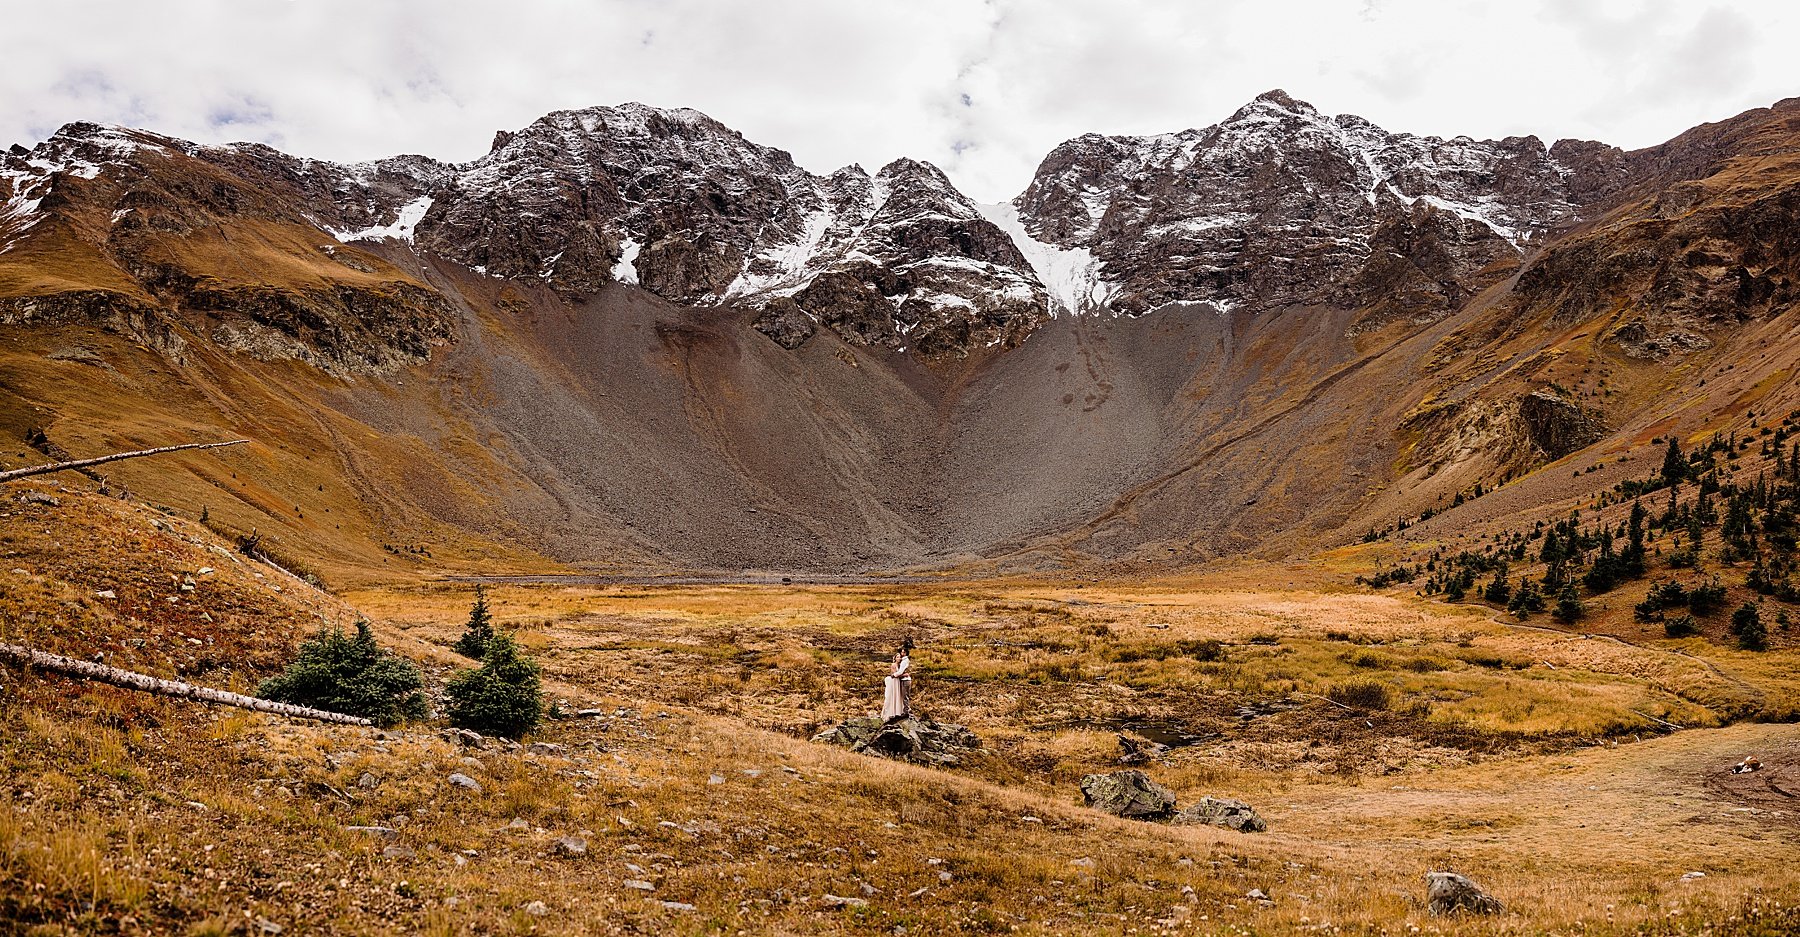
[[6, 0, 1796, 202]]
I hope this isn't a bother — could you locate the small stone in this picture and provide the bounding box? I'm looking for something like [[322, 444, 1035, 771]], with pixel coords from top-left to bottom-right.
[[523, 900, 549, 916], [528, 742, 566, 755], [345, 826, 398, 840], [658, 901, 697, 912], [95, 590, 116, 599], [1018, 815, 1043, 824], [505, 817, 530, 831], [381, 844, 415, 859], [938, 871, 953, 884], [822, 894, 869, 909], [446, 773, 482, 792], [555, 836, 588, 857], [1069, 857, 1097, 869], [859, 882, 879, 896], [1426, 871, 1503, 916], [624, 879, 657, 892], [1682, 871, 1707, 881], [356, 772, 379, 789], [1247, 888, 1269, 901], [708, 774, 726, 785]]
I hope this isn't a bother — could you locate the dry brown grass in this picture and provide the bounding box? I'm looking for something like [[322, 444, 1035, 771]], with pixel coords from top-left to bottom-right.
[[6, 489, 1800, 934]]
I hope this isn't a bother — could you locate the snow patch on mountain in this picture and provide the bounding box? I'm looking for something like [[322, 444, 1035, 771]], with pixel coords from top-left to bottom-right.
[[330, 196, 433, 243], [977, 200, 1110, 316]]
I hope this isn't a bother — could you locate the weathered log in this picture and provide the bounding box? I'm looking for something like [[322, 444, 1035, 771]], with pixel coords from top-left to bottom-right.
[[0, 643, 371, 726], [0, 439, 248, 483]]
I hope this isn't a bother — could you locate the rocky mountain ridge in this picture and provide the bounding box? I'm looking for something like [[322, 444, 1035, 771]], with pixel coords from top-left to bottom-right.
[[0, 91, 1686, 366]]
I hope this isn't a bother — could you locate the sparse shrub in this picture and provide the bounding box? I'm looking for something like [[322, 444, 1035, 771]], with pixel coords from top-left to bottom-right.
[[258, 620, 428, 727], [446, 631, 543, 739], [1402, 656, 1445, 673], [1326, 679, 1393, 710], [1178, 638, 1225, 662], [453, 585, 497, 659], [1347, 650, 1383, 669], [1664, 614, 1700, 638]]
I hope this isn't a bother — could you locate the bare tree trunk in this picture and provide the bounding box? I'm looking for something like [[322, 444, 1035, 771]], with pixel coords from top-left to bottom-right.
[[0, 643, 371, 726], [0, 439, 248, 483]]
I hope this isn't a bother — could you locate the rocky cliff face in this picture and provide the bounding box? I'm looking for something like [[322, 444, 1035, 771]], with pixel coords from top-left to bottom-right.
[[1009, 90, 1624, 322]]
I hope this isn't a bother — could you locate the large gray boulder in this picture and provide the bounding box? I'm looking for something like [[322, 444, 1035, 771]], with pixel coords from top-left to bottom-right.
[[812, 715, 980, 767], [1173, 796, 1267, 833], [1426, 872, 1503, 916], [1080, 770, 1177, 821]]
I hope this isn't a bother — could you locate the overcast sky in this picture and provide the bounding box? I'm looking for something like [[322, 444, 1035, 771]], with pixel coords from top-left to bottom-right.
[[6, 0, 1796, 202]]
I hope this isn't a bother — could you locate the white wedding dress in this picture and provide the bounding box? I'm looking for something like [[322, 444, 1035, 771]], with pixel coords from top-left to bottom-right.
[[881, 653, 911, 721]]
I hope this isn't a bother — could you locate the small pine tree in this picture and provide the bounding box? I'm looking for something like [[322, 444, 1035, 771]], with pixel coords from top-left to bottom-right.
[[1731, 602, 1768, 651], [446, 631, 542, 739], [1662, 437, 1687, 484], [1483, 573, 1511, 606], [1507, 580, 1545, 618], [1552, 583, 1584, 623], [259, 620, 428, 727], [453, 585, 496, 659]]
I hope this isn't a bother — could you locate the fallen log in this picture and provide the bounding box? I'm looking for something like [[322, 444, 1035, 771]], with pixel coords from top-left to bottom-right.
[[0, 643, 371, 726], [0, 439, 248, 484]]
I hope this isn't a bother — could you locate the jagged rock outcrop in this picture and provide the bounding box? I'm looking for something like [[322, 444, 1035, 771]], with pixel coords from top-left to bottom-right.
[[1009, 89, 1623, 322], [811, 715, 981, 766], [1517, 391, 1606, 460]]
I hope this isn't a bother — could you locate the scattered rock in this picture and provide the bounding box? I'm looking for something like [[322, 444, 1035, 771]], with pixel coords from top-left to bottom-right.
[[356, 772, 379, 790], [528, 742, 566, 755], [522, 900, 549, 917], [1246, 888, 1270, 902], [1173, 796, 1267, 833], [95, 589, 116, 599], [1426, 871, 1504, 916], [708, 774, 726, 786], [446, 728, 486, 748], [1117, 733, 1170, 765], [822, 894, 869, 909], [381, 844, 415, 860], [811, 714, 981, 767], [446, 773, 482, 792], [658, 901, 697, 912], [1682, 871, 1707, 881], [345, 826, 399, 840], [1069, 857, 1097, 869], [505, 817, 530, 831], [1080, 770, 1177, 821], [624, 880, 657, 892], [555, 836, 588, 857], [19, 491, 59, 507]]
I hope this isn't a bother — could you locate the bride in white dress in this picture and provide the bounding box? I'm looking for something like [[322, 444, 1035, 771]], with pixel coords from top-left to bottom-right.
[[881, 641, 913, 722]]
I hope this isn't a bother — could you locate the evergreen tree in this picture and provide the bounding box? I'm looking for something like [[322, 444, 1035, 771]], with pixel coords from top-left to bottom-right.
[[1552, 583, 1584, 623], [1624, 500, 1648, 578], [446, 631, 543, 738], [1662, 436, 1687, 483], [1731, 602, 1768, 651], [1483, 572, 1512, 606], [259, 620, 428, 727], [453, 585, 497, 659]]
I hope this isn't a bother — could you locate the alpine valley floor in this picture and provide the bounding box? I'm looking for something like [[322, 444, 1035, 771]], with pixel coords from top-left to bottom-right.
[[3, 481, 1799, 935]]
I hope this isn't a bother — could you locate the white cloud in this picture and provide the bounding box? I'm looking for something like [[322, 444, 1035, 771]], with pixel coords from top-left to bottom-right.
[[3, 0, 1795, 202]]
